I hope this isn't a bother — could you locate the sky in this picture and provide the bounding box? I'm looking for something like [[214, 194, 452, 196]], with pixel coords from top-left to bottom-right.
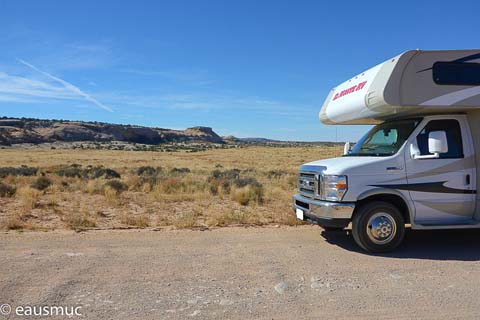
[[0, 0, 479, 142]]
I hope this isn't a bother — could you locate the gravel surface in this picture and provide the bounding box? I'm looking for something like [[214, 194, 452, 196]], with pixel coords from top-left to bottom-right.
[[1, 226, 480, 319]]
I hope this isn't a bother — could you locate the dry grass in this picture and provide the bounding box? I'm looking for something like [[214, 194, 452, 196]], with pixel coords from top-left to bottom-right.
[[120, 213, 150, 228], [5, 214, 26, 230], [171, 212, 198, 228], [104, 186, 121, 206], [16, 186, 41, 211], [64, 212, 97, 231], [230, 185, 263, 206], [0, 146, 342, 230], [0, 146, 342, 170]]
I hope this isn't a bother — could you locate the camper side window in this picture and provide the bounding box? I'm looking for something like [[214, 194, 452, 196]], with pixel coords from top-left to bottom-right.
[[433, 62, 480, 86], [416, 120, 464, 159]]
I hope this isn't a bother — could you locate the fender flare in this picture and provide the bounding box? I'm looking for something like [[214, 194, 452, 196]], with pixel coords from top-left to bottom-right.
[[356, 187, 415, 223]]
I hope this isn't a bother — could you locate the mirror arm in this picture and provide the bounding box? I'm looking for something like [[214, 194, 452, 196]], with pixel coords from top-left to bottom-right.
[[412, 153, 440, 160], [343, 142, 351, 155]]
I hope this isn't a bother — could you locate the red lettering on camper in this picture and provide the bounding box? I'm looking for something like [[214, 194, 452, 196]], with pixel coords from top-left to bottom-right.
[[332, 81, 368, 101], [356, 81, 367, 91]]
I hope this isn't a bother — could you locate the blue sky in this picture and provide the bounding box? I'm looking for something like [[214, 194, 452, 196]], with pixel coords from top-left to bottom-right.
[[0, 0, 478, 141]]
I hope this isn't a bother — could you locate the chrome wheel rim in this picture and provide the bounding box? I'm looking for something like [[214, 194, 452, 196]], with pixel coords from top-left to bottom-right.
[[366, 212, 396, 244]]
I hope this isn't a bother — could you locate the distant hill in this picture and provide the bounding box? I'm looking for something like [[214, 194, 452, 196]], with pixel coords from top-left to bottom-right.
[[236, 137, 279, 143], [0, 117, 224, 146], [222, 135, 341, 147]]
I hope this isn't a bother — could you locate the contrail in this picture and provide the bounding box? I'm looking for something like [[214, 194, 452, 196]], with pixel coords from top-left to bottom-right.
[[16, 58, 113, 112]]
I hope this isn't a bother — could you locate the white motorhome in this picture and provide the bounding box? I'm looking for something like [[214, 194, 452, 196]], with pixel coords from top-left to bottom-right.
[[293, 49, 480, 252]]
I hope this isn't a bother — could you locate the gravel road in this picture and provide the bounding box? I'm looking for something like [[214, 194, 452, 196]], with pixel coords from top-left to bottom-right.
[[1, 226, 480, 319]]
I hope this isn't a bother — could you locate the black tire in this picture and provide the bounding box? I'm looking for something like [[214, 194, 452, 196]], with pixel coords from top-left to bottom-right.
[[352, 201, 405, 253]]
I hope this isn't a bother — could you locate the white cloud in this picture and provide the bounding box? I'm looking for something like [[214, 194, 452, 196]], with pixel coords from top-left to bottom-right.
[[0, 94, 43, 103], [0, 71, 77, 101], [16, 59, 113, 112]]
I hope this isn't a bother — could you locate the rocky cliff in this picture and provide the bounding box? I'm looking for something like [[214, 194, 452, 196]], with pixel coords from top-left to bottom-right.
[[0, 118, 224, 145]]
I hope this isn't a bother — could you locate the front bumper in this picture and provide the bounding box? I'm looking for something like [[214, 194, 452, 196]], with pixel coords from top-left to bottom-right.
[[292, 193, 355, 228]]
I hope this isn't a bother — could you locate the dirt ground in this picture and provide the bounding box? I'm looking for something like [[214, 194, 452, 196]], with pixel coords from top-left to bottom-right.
[[1, 226, 480, 319]]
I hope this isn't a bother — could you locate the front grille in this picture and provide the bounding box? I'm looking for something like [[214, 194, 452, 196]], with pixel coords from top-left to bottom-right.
[[298, 172, 317, 198]]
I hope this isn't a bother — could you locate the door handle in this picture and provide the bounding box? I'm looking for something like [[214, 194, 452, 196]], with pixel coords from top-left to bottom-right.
[[466, 174, 471, 186], [386, 166, 403, 172]]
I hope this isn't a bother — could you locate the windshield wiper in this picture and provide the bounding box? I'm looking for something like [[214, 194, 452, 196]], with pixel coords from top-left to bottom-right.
[[344, 153, 392, 157]]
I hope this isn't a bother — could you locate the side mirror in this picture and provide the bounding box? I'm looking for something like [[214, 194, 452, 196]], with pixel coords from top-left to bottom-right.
[[343, 142, 351, 155], [428, 131, 448, 154], [412, 130, 448, 159]]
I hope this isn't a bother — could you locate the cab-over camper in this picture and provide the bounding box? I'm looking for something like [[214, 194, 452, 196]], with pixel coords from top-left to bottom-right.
[[293, 49, 480, 252]]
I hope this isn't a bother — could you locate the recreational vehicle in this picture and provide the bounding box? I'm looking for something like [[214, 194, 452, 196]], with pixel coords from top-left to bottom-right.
[[293, 49, 480, 252]]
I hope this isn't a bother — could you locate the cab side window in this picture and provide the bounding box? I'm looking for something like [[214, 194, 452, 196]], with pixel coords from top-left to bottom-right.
[[416, 119, 464, 159]]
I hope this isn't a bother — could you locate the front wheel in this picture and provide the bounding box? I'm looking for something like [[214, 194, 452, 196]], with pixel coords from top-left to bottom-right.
[[352, 201, 405, 253]]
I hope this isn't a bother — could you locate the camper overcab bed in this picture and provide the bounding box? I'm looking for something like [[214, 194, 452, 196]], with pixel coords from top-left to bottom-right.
[[293, 49, 480, 252]]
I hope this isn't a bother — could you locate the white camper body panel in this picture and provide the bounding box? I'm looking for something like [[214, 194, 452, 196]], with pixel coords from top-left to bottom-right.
[[320, 49, 480, 125], [319, 61, 385, 125]]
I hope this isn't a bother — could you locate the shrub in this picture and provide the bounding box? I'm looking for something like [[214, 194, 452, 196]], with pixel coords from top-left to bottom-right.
[[0, 182, 16, 197], [209, 169, 240, 193], [231, 184, 264, 206], [56, 165, 120, 179], [210, 184, 220, 195], [56, 165, 83, 178], [235, 177, 262, 188], [90, 166, 121, 179], [133, 167, 163, 191], [210, 169, 240, 180], [266, 170, 289, 178], [208, 169, 262, 196], [31, 176, 52, 191], [136, 166, 161, 176], [0, 166, 38, 178], [170, 167, 191, 174], [103, 180, 128, 193]]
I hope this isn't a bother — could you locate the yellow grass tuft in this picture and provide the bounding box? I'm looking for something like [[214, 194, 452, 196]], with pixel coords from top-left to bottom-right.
[[16, 186, 41, 211], [121, 213, 150, 228], [64, 211, 97, 231], [230, 185, 264, 206]]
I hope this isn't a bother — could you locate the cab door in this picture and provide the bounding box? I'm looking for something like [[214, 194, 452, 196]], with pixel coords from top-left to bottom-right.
[[405, 116, 476, 225]]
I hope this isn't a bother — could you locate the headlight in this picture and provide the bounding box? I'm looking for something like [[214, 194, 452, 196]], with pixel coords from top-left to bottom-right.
[[321, 175, 348, 201]]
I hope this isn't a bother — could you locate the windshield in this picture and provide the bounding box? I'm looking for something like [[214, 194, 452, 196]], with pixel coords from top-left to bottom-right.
[[346, 118, 421, 157]]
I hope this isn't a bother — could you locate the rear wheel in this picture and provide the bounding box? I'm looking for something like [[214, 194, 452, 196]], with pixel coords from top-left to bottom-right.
[[352, 201, 405, 253]]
